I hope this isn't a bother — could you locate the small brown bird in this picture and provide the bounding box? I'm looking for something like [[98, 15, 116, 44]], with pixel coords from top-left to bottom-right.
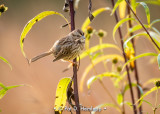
[[29, 29, 85, 63]]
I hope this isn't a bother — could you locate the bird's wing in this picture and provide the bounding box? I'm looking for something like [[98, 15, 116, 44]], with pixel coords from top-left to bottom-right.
[[53, 42, 72, 62]]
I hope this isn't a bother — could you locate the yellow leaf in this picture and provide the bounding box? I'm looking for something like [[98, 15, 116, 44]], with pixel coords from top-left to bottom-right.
[[20, 11, 69, 60], [81, 7, 111, 32], [119, 0, 126, 19], [80, 55, 124, 92], [54, 77, 71, 114]]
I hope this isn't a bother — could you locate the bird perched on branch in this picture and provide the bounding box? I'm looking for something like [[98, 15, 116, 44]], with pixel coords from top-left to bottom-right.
[[29, 29, 85, 64]]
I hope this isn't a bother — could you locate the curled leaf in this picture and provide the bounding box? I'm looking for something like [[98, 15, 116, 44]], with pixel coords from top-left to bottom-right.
[[119, 0, 126, 19], [135, 86, 160, 104], [0, 56, 12, 70], [111, 0, 123, 15], [80, 54, 124, 92], [87, 72, 121, 89], [122, 52, 157, 71], [138, 2, 150, 26], [113, 18, 136, 43], [80, 43, 121, 60], [20, 11, 69, 60]]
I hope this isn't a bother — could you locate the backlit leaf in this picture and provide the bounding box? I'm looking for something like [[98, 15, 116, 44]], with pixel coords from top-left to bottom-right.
[[113, 18, 136, 43], [54, 77, 71, 114], [122, 53, 157, 71], [81, 7, 111, 31], [119, 0, 126, 19], [0, 56, 12, 70], [87, 72, 121, 89], [157, 54, 160, 70], [117, 93, 123, 105], [80, 54, 124, 91], [0, 83, 24, 100], [136, 86, 160, 104], [129, 24, 148, 33], [111, 0, 123, 15], [20, 11, 69, 59], [80, 43, 121, 60], [138, 2, 150, 26], [151, 19, 160, 27], [143, 78, 160, 87]]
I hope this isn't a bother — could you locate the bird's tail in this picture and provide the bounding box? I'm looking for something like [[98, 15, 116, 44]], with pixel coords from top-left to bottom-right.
[[29, 51, 53, 63]]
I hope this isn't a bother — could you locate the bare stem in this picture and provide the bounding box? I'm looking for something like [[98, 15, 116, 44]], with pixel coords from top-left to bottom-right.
[[127, 0, 142, 113], [69, 0, 80, 114], [111, 0, 137, 114], [125, 0, 160, 51]]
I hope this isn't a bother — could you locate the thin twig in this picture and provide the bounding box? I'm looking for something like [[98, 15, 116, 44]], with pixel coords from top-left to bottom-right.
[[127, 0, 142, 113], [125, 0, 160, 51], [69, 0, 80, 114], [111, 0, 137, 114]]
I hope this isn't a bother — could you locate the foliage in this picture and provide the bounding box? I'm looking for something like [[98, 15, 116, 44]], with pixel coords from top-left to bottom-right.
[[17, 0, 160, 114]]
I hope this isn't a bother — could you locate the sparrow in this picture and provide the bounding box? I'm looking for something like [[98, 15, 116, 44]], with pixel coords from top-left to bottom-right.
[[29, 29, 85, 63]]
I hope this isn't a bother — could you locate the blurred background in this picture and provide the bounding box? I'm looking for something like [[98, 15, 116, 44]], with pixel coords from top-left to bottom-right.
[[0, 0, 160, 114]]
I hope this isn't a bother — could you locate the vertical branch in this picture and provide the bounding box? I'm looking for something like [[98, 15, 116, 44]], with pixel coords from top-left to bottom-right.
[[125, 0, 160, 51], [69, 0, 80, 114], [127, 1, 142, 113], [111, 0, 137, 114]]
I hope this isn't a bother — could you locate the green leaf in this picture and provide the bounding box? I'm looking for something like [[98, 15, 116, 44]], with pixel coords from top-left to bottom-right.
[[157, 54, 160, 70], [143, 1, 160, 5], [20, 11, 69, 59], [81, 7, 111, 31], [113, 18, 136, 42], [131, 0, 137, 11], [91, 52, 103, 60], [123, 32, 147, 49], [138, 2, 150, 26], [0, 83, 24, 100], [123, 101, 133, 109], [0, 56, 12, 70], [122, 83, 143, 97], [119, 0, 126, 19], [151, 19, 160, 27], [136, 86, 160, 104], [87, 72, 121, 89], [129, 24, 148, 33], [114, 71, 127, 88], [80, 54, 124, 91], [117, 93, 123, 105], [91, 103, 121, 114], [122, 53, 158, 71], [142, 100, 153, 107], [54, 77, 71, 114], [111, 0, 124, 15], [80, 43, 121, 60], [152, 27, 160, 36]]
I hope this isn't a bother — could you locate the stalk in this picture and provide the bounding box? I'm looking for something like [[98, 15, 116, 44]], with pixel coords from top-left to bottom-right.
[[111, 0, 137, 114], [127, 0, 142, 113], [69, 0, 80, 114]]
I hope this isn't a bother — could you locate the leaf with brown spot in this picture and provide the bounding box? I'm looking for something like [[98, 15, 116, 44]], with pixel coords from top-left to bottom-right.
[[54, 77, 72, 114], [20, 11, 69, 60]]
